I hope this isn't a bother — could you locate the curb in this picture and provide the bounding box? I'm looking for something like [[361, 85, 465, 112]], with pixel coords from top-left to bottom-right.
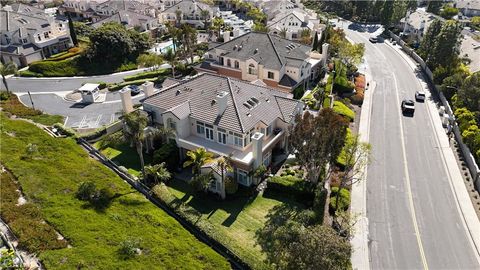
[[11, 68, 149, 80], [385, 41, 480, 263]]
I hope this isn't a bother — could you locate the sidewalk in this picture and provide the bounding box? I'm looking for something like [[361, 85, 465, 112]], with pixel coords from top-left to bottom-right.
[[350, 63, 375, 269], [386, 41, 480, 263]]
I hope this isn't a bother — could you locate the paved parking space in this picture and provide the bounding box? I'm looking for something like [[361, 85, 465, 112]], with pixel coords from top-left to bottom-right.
[[19, 93, 140, 129]]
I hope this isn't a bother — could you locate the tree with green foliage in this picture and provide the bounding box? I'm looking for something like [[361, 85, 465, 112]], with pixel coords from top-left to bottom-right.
[[300, 28, 312, 45], [418, 19, 443, 60], [201, 9, 211, 29], [190, 171, 214, 192], [456, 72, 480, 113], [256, 207, 352, 270], [289, 109, 349, 183], [87, 22, 151, 65], [67, 13, 78, 46], [0, 61, 16, 94], [183, 148, 214, 176], [338, 42, 365, 67], [210, 16, 225, 40], [163, 48, 177, 77], [180, 24, 198, 63], [165, 22, 181, 54], [123, 110, 149, 177], [380, 0, 394, 27], [312, 31, 319, 51], [440, 6, 459, 19], [76, 181, 96, 201], [73, 21, 93, 37], [216, 154, 233, 199], [136, 53, 163, 69], [427, 20, 462, 71], [142, 163, 171, 186], [427, 0, 442, 14], [472, 16, 480, 26], [253, 22, 268, 32]]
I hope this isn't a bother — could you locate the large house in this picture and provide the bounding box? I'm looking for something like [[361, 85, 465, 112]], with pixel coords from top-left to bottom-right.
[[142, 73, 303, 198], [0, 7, 73, 66], [159, 0, 217, 29], [58, 0, 108, 20], [267, 10, 323, 42], [455, 0, 480, 17], [91, 10, 159, 32], [196, 32, 328, 92], [399, 8, 440, 42]]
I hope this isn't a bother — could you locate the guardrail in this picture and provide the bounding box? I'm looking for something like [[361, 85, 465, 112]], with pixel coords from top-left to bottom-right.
[[388, 31, 480, 191], [76, 138, 248, 270]]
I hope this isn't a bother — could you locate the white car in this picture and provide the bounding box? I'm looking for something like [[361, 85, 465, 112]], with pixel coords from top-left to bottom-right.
[[415, 91, 426, 102]]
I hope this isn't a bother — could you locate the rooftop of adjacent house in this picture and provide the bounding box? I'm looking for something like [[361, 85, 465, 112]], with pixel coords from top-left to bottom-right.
[[210, 32, 312, 70], [143, 73, 302, 134], [0, 10, 52, 33], [4, 3, 46, 17], [0, 43, 41, 55], [95, 0, 153, 13], [268, 10, 317, 30], [460, 33, 480, 73], [455, 0, 480, 10], [401, 8, 442, 31], [162, 0, 214, 14], [91, 9, 156, 28]]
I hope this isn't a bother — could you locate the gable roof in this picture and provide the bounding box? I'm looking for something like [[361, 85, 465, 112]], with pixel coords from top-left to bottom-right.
[[91, 10, 156, 28], [210, 32, 312, 70], [143, 73, 302, 133], [267, 10, 314, 30], [0, 10, 51, 33], [162, 0, 212, 14]]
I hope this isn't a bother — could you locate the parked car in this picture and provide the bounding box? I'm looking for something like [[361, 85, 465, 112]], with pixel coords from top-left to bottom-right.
[[415, 90, 426, 102], [128, 85, 141, 95], [401, 99, 415, 115], [369, 36, 378, 43]]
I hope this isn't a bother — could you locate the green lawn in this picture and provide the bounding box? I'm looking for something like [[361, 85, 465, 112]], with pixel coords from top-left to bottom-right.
[[165, 179, 305, 269], [0, 114, 230, 270], [94, 142, 153, 177]]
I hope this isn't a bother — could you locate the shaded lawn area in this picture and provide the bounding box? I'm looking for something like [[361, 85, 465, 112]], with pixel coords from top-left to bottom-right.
[[0, 114, 230, 270], [94, 142, 153, 177], [167, 178, 306, 270]]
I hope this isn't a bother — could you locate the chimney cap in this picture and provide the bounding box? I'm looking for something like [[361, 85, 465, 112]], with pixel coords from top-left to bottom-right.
[[217, 91, 228, 98]]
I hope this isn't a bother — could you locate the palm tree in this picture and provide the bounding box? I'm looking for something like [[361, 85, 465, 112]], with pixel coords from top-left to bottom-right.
[[300, 28, 312, 45], [279, 28, 287, 38], [163, 48, 177, 77], [180, 24, 198, 64], [0, 61, 17, 94], [155, 126, 175, 144], [137, 53, 163, 70], [175, 10, 182, 26], [143, 163, 171, 186], [210, 16, 225, 41], [166, 22, 181, 54], [200, 9, 210, 29], [122, 110, 148, 177], [183, 148, 214, 176], [216, 154, 233, 199]]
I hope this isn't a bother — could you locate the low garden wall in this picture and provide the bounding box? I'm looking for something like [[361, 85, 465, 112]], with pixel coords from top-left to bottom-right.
[[389, 31, 480, 190]]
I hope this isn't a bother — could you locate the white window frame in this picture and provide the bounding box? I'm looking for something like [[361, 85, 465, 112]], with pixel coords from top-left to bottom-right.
[[217, 128, 227, 144], [237, 168, 249, 186], [196, 121, 205, 135], [205, 124, 214, 141]]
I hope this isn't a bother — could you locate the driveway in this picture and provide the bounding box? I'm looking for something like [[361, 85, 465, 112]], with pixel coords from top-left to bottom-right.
[[19, 93, 143, 128]]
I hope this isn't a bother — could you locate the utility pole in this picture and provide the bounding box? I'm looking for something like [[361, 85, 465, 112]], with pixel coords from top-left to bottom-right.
[[27, 91, 35, 110]]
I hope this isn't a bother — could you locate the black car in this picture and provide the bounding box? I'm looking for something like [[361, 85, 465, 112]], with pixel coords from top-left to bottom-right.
[[128, 85, 141, 95], [369, 36, 378, 43], [401, 99, 415, 115]]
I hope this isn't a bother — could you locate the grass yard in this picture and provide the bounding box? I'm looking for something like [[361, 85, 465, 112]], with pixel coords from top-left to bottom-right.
[[165, 178, 305, 269], [94, 142, 153, 177], [0, 93, 63, 126], [0, 114, 230, 270]]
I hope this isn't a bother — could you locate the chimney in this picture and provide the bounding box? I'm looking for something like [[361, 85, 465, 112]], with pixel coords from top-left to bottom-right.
[[216, 91, 229, 116], [223, 31, 231, 42], [251, 132, 264, 169], [120, 87, 134, 113], [141, 81, 154, 97], [6, 10, 9, 31], [304, 14, 309, 24], [321, 43, 329, 63]]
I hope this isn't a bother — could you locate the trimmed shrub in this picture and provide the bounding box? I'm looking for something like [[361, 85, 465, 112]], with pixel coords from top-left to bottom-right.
[[18, 70, 43, 77], [76, 181, 96, 201], [108, 78, 160, 91], [329, 187, 350, 211], [29, 57, 81, 77], [79, 127, 107, 141], [267, 175, 315, 205], [333, 101, 355, 121], [153, 142, 179, 172], [123, 69, 170, 82], [53, 123, 76, 137]]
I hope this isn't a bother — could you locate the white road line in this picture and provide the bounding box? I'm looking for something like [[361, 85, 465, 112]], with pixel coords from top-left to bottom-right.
[[94, 114, 102, 127], [110, 114, 115, 123], [79, 115, 87, 128], [392, 72, 429, 270]]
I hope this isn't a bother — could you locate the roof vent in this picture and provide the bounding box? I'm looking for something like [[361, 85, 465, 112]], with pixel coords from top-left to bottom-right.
[[234, 44, 238, 50], [246, 112, 251, 117], [238, 45, 243, 50], [211, 99, 217, 106], [251, 97, 260, 104], [266, 98, 270, 103], [176, 89, 181, 95], [254, 48, 258, 54], [243, 102, 252, 109]]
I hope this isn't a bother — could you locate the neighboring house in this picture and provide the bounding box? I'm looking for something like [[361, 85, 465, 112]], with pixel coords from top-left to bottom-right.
[[215, 10, 252, 39], [0, 9, 73, 67], [196, 32, 328, 92], [59, 0, 156, 22], [159, 0, 217, 29], [6, 3, 47, 18], [261, 0, 303, 20], [455, 0, 480, 17], [58, 0, 107, 20], [91, 10, 159, 32], [142, 73, 303, 197], [267, 10, 323, 41], [399, 8, 440, 42], [460, 32, 480, 73]]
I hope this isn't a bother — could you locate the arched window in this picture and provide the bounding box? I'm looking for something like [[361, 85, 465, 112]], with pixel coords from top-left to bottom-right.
[[248, 63, 256, 75], [234, 60, 239, 69]]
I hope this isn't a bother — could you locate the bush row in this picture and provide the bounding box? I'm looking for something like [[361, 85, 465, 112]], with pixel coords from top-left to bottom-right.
[[53, 123, 77, 137], [29, 57, 81, 77], [350, 74, 365, 105], [108, 77, 161, 91], [44, 47, 83, 62], [0, 170, 68, 252], [266, 175, 315, 205], [454, 107, 480, 163], [329, 187, 351, 212], [123, 69, 170, 82], [333, 101, 355, 122]]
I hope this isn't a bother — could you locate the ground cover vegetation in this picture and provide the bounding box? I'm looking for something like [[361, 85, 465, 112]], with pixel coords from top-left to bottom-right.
[[0, 113, 230, 269]]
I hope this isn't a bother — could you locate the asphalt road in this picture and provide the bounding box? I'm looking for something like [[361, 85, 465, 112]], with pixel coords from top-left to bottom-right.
[[344, 24, 480, 269]]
